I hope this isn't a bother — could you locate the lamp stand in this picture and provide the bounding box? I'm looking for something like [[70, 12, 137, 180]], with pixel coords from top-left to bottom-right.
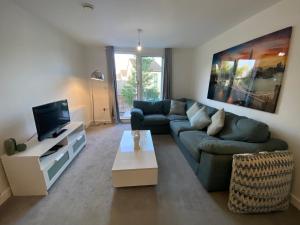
[[89, 70, 105, 126], [90, 80, 100, 126]]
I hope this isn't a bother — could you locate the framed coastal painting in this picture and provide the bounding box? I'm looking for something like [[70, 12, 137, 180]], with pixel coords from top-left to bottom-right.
[[207, 27, 292, 113]]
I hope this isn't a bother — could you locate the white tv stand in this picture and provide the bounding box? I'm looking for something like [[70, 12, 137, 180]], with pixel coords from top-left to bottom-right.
[[1, 122, 86, 196]]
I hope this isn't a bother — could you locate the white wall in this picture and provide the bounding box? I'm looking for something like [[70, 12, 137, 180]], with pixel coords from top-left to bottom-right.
[[172, 48, 195, 99], [190, 0, 300, 208], [0, 0, 91, 204], [84, 45, 112, 123]]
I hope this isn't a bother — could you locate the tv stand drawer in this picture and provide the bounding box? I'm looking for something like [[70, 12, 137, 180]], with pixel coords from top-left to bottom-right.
[[47, 151, 70, 181], [73, 134, 86, 154]]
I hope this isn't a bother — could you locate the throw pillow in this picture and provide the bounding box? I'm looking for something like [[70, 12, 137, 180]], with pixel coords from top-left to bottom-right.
[[186, 103, 200, 121], [190, 107, 211, 129], [169, 100, 186, 115], [207, 108, 225, 136]]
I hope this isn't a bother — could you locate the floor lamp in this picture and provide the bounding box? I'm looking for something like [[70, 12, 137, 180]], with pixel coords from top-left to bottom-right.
[[90, 70, 104, 126]]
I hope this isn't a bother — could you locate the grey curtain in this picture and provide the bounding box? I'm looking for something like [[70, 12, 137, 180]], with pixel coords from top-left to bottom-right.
[[163, 48, 172, 99], [105, 46, 120, 123]]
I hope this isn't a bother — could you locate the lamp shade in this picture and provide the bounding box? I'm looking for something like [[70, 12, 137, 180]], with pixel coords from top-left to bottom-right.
[[90, 70, 104, 81]]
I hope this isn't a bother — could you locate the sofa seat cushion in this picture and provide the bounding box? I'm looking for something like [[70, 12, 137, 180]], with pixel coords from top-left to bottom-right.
[[167, 114, 188, 121], [170, 120, 194, 136], [179, 131, 218, 162], [143, 114, 169, 125]]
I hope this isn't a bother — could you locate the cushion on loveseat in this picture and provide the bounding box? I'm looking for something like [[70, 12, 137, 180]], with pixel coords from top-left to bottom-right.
[[183, 99, 218, 117], [133, 100, 164, 115], [179, 131, 218, 162], [219, 113, 270, 143], [189, 107, 212, 129]]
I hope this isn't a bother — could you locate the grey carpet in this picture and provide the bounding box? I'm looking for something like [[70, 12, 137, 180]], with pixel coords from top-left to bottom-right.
[[0, 124, 299, 225]]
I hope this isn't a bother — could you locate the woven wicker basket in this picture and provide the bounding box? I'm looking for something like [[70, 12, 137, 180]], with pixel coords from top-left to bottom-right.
[[228, 151, 294, 213]]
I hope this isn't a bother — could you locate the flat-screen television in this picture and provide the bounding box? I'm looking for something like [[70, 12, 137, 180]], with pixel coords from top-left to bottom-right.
[[32, 100, 70, 141]]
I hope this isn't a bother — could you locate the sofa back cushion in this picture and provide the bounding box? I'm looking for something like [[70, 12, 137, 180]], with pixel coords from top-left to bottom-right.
[[206, 106, 218, 117], [162, 99, 171, 115], [169, 100, 186, 115], [219, 113, 270, 143], [184, 99, 195, 110], [133, 100, 163, 115]]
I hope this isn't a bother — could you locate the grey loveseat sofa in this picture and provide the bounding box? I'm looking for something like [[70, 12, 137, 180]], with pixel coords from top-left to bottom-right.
[[130, 99, 288, 191]]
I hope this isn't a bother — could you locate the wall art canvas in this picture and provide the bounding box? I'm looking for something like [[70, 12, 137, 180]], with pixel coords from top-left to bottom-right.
[[208, 27, 292, 113]]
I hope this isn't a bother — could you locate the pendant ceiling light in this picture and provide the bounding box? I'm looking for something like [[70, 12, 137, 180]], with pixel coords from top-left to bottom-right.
[[81, 2, 94, 10], [137, 29, 142, 51]]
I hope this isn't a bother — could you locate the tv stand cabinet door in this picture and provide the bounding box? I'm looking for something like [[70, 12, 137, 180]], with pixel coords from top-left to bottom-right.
[[1, 156, 48, 196], [42, 149, 71, 189]]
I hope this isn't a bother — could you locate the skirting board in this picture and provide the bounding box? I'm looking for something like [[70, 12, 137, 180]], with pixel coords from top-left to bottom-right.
[[86, 120, 112, 128], [95, 119, 112, 124], [0, 187, 11, 206], [291, 194, 300, 210]]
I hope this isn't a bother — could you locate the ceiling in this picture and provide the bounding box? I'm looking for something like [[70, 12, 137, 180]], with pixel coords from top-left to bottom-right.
[[14, 0, 281, 48]]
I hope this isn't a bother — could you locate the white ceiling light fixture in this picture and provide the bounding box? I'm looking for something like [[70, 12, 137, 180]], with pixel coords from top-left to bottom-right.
[[81, 2, 94, 11], [137, 29, 142, 51]]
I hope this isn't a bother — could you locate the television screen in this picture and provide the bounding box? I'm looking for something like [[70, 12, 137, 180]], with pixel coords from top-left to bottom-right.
[[32, 100, 70, 141]]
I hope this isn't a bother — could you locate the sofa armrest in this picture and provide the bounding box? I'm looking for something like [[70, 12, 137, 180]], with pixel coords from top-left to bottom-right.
[[131, 108, 144, 121], [198, 138, 288, 155]]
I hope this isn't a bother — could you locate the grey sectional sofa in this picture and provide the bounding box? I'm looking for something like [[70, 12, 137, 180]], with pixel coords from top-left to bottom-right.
[[130, 98, 288, 191]]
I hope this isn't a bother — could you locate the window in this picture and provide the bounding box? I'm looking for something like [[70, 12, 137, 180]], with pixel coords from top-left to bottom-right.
[[114, 49, 164, 120]]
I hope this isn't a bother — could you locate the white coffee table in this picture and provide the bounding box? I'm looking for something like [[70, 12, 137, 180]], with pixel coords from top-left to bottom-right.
[[112, 130, 158, 187]]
